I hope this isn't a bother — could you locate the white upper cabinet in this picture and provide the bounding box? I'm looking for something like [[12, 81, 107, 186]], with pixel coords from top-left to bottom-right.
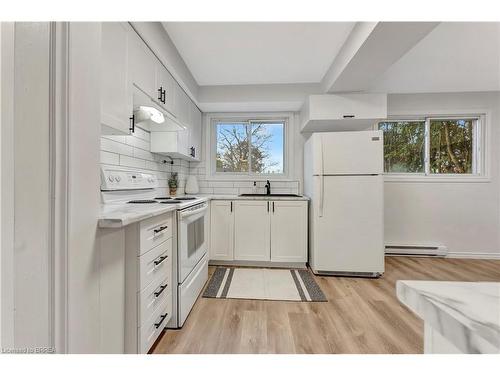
[[300, 93, 387, 132], [270, 201, 308, 262], [233, 201, 271, 261], [188, 101, 202, 161], [154, 63, 176, 115], [174, 84, 190, 126], [101, 22, 132, 135], [128, 30, 156, 98], [119, 25, 203, 160]]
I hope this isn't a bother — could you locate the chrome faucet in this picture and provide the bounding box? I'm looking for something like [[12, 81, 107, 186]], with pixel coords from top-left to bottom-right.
[[265, 180, 271, 195]]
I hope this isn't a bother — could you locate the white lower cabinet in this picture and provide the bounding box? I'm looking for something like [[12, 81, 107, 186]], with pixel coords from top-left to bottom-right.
[[270, 201, 308, 262], [209, 199, 308, 264], [209, 200, 234, 261], [125, 212, 173, 354], [234, 200, 271, 261]]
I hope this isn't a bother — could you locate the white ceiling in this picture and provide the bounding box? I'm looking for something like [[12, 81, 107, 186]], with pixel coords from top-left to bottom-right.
[[371, 22, 500, 93], [162, 22, 354, 86]]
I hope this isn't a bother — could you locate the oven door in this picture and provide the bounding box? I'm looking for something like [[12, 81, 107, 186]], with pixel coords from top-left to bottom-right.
[[177, 202, 208, 283]]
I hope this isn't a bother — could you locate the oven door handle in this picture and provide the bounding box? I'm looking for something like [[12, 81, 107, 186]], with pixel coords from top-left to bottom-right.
[[179, 204, 208, 219]]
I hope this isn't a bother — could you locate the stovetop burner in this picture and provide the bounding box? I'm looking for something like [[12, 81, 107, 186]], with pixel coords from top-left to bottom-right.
[[154, 197, 172, 200], [160, 200, 182, 204], [175, 197, 197, 201], [127, 200, 157, 204]]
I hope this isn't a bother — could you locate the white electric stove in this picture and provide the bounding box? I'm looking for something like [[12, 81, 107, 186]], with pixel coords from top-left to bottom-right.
[[101, 167, 209, 329]]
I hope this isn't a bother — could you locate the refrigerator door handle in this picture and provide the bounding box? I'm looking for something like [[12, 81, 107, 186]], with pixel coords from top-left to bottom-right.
[[319, 136, 324, 217]]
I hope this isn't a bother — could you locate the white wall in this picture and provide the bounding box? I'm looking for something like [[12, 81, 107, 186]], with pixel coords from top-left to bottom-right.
[[384, 92, 500, 257], [66, 23, 102, 353]]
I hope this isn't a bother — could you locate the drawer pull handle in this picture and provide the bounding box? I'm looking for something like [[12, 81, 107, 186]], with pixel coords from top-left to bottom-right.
[[154, 313, 168, 329], [343, 114, 355, 118], [154, 255, 168, 266], [154, 283, 168, 298], [154, 225, 168, 234]]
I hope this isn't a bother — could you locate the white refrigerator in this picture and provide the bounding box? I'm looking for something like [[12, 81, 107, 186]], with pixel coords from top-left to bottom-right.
[[304, 130, 384, 277]]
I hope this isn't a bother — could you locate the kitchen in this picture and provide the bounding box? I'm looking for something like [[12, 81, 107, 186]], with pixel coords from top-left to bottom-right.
[[1, 2, 500, 371]]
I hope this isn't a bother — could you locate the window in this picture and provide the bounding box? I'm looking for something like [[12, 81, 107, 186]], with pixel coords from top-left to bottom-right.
[[378, 116, 482, 177], [378, 121, 425, 173], [214, 120, 285, 175]]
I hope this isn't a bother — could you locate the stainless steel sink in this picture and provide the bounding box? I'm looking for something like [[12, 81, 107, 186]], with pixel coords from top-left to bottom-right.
[[239, 193, 302, 197]]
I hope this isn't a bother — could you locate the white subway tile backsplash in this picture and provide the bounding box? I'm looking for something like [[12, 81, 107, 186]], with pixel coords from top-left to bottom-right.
[[120, 155, 146, 169], [133, 147, 156, 161], [100, 151, 119, 165], [126, 136, 150, 151], [101, 138, 134, 157], [207, 181, 234, 188], [211, 187, 239, 195], [100, 129, 187, 196]]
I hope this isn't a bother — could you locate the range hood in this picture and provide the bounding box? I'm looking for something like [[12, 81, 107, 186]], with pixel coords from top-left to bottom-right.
[[300, 93, 387, 132]]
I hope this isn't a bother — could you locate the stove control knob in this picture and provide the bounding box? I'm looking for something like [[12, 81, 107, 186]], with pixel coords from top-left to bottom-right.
[[115, 176, 121, 182], [108, 176, 114, 182]]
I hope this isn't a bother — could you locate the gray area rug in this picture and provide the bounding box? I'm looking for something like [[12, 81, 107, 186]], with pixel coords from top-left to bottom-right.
[[203, 267, 327, 302]]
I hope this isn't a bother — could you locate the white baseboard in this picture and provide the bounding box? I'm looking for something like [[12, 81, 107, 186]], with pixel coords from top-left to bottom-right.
[[446, 252, 500, 260]]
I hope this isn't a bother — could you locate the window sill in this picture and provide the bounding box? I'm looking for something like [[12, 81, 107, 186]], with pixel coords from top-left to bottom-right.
[[383, 174, 491, 183], [207, 173, 293, 181]]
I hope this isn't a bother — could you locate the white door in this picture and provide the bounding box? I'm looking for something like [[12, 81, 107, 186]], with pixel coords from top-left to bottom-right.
[[311, 131, 383, 175], [270, 201, 308, 262], [209, 201, 234, 261], [128, 30, 156, 98], [155, 63, 176, 114], [174, 84, 190, 126], [311, 175, 384, 274], [234, 200, 271, 261], [101, 22, 131, 135], [188, 102, 202, 160]]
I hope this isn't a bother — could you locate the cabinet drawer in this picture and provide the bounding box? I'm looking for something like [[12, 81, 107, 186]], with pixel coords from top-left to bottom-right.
[[138, 295, 171, 354], [137, 275, 172, 327], [139, 239, 172, 292], [139, 213, 172, 255]]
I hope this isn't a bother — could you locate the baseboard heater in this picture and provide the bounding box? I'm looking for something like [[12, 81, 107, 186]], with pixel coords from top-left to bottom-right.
[[385, 244, 448, 257]]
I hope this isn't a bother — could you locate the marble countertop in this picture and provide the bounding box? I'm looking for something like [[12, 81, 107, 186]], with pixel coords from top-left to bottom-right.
[[397, 280, 500, 354], [99, 203, 178, 228], [200, 194, 310, 201], [99, 194, 308, 229]]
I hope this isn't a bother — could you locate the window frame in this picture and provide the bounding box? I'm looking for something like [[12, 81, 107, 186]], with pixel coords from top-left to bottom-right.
[[208, 113, 292, 180], [375, 112, 489, 183]]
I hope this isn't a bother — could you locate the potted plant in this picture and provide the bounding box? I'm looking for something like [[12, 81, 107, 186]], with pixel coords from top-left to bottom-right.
[[168, 172, 178, 196]]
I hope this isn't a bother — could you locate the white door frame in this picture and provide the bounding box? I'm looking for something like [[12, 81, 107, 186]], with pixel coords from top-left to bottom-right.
[[0, 22, 69, 353]]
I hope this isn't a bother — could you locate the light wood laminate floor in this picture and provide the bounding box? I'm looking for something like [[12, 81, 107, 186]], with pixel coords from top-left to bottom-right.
[[152, 257, 500, 354]]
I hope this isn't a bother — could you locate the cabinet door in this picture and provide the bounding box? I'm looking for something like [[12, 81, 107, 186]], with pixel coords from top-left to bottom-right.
[[209, 201, 234, 261], [189, 102, 202, 161], [101, 22, 131, 135], [128, 30, 156, 98], [270, 201, 308, 262], [155, 63, 176, 114], [234, 201, 271, 261], [174, 84, 190, 126]]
